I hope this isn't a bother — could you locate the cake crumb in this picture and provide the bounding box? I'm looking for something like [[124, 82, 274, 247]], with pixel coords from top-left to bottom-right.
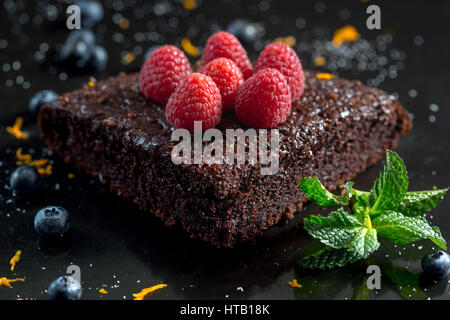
[[288, 279, 302, 288], [6, 117, 28, 140], [99, 288, 108, 294], [132, 284, 167, 300], [10, 250, 21, 271]]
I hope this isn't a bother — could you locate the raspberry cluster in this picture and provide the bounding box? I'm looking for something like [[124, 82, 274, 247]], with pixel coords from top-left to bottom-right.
[[139, 31, 305, 130]]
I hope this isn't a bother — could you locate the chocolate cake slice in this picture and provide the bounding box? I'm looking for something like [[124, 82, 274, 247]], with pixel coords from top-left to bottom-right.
[[37, 71, 412, 247]]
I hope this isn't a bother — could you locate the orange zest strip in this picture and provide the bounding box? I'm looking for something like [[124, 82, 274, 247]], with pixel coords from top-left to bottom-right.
[[181, 38, 200, 57], [99, 288, 108, 294], [6, 117, 28, 140], [10, 250, 21, 272], [122, 52, 135, 65], [132, 284, 167, 300], [274, 36, 297, 47], [182, 0, 197, 10], [15, 148, 52, 176], [316, 73, 335, 80], [0, 277, 24, 288], [314, 56, 326, 67], [288, 279, 302, 288], [332, 25, 360, 48]]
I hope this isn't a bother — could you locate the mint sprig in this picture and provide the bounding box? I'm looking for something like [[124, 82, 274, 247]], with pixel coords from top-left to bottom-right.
[[298, 150, 448, 270]]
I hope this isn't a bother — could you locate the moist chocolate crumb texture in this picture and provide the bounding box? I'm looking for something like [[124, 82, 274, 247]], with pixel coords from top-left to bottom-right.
[[38, 71, 412, 248]]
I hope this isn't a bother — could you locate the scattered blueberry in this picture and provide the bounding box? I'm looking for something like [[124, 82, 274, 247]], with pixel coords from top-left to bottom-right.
[[422, 251, 450, 279], [48, 276, 82, 300], [59, 30, 96, 68], [143, 45, 161, 63], [74, 0, 104, 28], [10, 166, 42, 195], [34, 206, 70, 237], [89, 45, 108, 71], [29, 90, 58, 115], [226, 19, 264, 46]]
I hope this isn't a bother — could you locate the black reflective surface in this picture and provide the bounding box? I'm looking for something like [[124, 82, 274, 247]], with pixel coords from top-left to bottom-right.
[[0, 0, 449, 300]]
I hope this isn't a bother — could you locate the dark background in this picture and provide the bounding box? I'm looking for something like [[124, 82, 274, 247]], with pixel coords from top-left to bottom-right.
[[0, 0, 449, 300]]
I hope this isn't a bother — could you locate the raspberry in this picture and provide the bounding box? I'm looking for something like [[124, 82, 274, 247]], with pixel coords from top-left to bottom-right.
[[166, 73, 222, 131], [254, 42, 305, 101], [201, 31, 253, 79], [200, 58, 244, 110], [235, 68, 291, 128], [139, 45, 192, 104]]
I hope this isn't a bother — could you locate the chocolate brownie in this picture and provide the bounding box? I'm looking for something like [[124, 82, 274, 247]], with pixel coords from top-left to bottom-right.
[[37, 71, 412, 247]]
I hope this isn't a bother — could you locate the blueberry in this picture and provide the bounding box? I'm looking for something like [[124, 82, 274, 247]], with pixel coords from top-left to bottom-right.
[[226, 19, 264, 46], [48, 276, 82, 300], [143, 45, 161, 63], [74, 0, 104, 28], [59, 30, 96, 68], [89, 45, 108, 71], [422, 251, 450, 279], [29, 90, 58, 115], [34, 206, 70, 237], [10, 166, 42, 195]]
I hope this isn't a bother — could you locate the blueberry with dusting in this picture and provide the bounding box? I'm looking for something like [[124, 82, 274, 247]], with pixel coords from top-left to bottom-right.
[[34, 206, 70, 237], [422, 251, 450, 279], [29, 90, 58, 115], [59, 30, 96, 69], [10, 166, 42, 195], [48, 276, 82, 300], [226, 19, 264, 46], [74, 0, 104, 28], [89, 45, 108, 71]]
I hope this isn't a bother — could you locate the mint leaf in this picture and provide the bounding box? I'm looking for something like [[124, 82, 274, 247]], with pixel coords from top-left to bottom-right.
[[353, 204, 366, 223], [352, 277, 371, 300], [368, 150, 409, 216], [372, 210, 447, 250], [397, 189, 448, 217], [303, 208, 379, 257], [350, 228, 379, 258], [383, 267, 427, 300], [297, 241, 362, 270], [300, 177, 350, 208]]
